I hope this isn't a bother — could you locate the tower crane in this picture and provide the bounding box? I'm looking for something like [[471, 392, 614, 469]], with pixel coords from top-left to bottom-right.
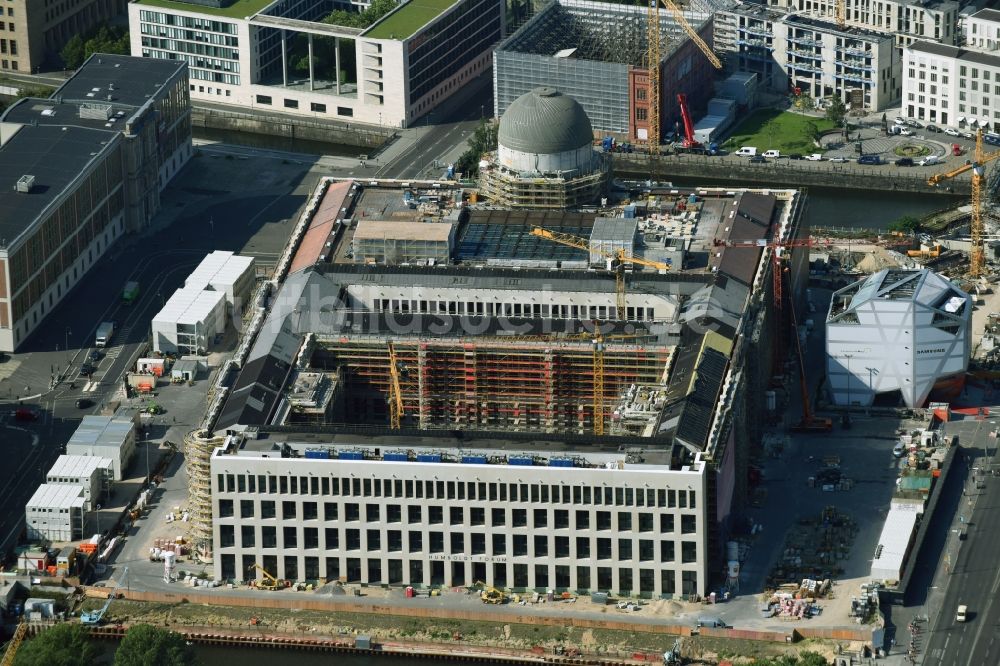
[[927, 130, 1000, 277], [835, 0, 846, 28], [646, 0, 723, 154], [387, 341, 404, 430], [0, 619, 27, 666], [530, 226, 670, 320]]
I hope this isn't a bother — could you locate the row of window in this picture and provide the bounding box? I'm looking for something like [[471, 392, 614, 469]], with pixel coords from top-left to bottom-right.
[[372, 298, 657, 322], [140, 22, 239, 47], [219, 499, 698, 532], [0, 38, 17, 55], [216, 474, 698, 509], [138, 11, 237, 35], [254, 94, 353, 117], [142, 36, 239, 61], [218, 526, 698, 563]]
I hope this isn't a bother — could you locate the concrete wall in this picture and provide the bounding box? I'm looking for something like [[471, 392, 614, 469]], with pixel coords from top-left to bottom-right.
[[190, 107, 391, 149]]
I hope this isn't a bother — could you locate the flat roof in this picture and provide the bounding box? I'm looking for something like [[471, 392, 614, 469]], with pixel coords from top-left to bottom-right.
[[870, 506, 919, 582], [67, 415, 134, 449], [908, 40, 1000, 68], [184, 250, 254, 290], [53, 53, 185, 108], [364, 0, 457, 40], [26, 484, 86, 510], [153, 286, 226, 326], [291, 180, 355, 274], [0, 123, 114, 248], [132, 0, 277, 19], [47, 455, 113, 479], [353, 220, 454, 242]]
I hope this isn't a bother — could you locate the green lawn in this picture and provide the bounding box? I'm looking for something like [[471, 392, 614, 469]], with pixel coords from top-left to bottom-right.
[[133, 0, 276, 19], [364, 0, 456, 39], [725, 109, 836, 155]]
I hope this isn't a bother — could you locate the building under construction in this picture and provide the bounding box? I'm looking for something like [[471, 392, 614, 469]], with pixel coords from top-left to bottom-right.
[[205, 178, 809, 597], [494, 0, 723, 142]]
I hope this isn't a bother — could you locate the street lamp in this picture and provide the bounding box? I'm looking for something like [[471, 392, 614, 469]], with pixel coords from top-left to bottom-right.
[[95, 504, 102, 540], [866, 366, 879, 408], [844, 354, 853, 407], [65, 327, 71, 368]]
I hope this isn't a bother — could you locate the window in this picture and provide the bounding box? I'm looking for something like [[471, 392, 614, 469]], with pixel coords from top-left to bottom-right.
[[282, 501, 296, 520], [303, 502, 318, 520], [470, 507, 485, 526], [513, 534, 528, 556], [304, 527, 319, 549], [325, 528, 339, 548], [408, 505, 421, 523], [493, 534, 506, 555], [262, 526, 277, 548], [681, 515, 697, 534], [660, 514, 674, 533], [450, 533, 464, 554], [576, 536, 590, 558], [387, 505, 401, 523], [346, 529, 361, 550], [256, 94, 272, 105], [494, 508, 508, 526], [219, 499, 234, 518], [409, 531, 422, 552], [450, 506, 463, 525], [533, 509, 547, 528], [283, 526, 297, 548], [429, 506, 443, 524], [337, 106, 353, 117], [366, 504, 380, 522], [618, 512, 632, 531], [534, 534, 548, 557], [220, 525, 235, 547], [323, 502, 337, 521], [367, 529, 380, 550], [575, 510, 590, 530], [284, 99, 299, 109], [240, 500, 254, 518], [311, 102, 327, 113], [636, 108, 647, 121], [618, 539, 632, 560], [681, 541, 697, 563], [345, 503, 359, 521]]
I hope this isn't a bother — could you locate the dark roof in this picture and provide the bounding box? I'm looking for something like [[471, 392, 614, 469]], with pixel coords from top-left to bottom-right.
[[971, 8, 1000, 22], [53, 54, 185, 108], [215, 353, 294, 429], [711, 192, 774, 286], [0, 122, 117, 246], [673, 343, 729, 451], [908, 40, 1000, 68]]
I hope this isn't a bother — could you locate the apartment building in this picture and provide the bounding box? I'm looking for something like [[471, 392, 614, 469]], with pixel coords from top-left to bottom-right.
[[0, 54, 191, 352], [765, 0, 960, 47], [716, 6, 901, 110], [902, 9, 1000, 129], [0, 0, 127, 73], [129, 0, 502, 127], [212, 435, 709, 597]]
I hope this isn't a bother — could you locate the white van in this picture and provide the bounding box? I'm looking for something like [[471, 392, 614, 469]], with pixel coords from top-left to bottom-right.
[[734, 146, 758, 157], [918, 155, 940, 166], [762, 149, 781, 159]]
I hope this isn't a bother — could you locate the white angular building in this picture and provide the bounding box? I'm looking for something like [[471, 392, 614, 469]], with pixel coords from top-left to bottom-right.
[[826, 269, 971, 408]]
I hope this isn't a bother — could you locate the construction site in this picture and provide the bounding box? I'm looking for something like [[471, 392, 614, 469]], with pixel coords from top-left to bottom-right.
[[493, 0, 725, 144]]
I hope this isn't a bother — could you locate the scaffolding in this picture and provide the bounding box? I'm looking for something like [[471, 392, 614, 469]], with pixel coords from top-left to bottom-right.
[[185, 429, 224, 563], [314, 336, 671, 433], [478, 158, 611, 209]]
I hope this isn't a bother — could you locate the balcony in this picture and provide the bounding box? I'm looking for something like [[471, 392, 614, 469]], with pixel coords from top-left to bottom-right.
[[836, 72, 872, 84], [788, 48, 822, 60], [787, 34, 821, 47], [837, 45, 872, 57], [788, 62, 823, 75], [837, 58, 874, 72]]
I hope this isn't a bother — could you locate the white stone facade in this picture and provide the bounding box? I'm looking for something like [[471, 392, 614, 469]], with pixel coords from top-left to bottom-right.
[[826, 269, 971, 408], [212, 442, 710, 598], [764, 0, 959, 47]]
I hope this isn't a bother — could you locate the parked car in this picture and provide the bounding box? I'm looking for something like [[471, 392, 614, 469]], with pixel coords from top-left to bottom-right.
[[858, 154, 881, 165], [961, 130, 974, 139], [895, 157, 914, 167], [828, 156, 848, 163], [788, 153, 804, 160], [748, 155, 767, 163], [918, 155, 941, 166], [944, 127, 961, 136], [75, 398, 93, 409], [925, 124, 941, 133], [906, 119, 923, 128], [898, 127, 913, 136], [893, 442, 906, 457], [762, 149, 781, 158], [804, 153, 824, 161], [894, 116, 906, 125], [985, 132, 1000, 145], [735, 146, 758, 156]]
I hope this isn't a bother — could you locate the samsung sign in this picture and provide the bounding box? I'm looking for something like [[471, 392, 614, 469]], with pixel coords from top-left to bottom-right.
[[916, 348, 947, 355]]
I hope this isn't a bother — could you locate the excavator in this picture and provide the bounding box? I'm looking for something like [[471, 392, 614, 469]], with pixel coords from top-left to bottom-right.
[[248, 563, 282, 591], [472, 580, 509, 604]]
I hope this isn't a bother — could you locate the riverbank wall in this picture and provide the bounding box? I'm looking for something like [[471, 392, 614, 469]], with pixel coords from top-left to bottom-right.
[[613, 154, 973, 196], [191, 106, 393, 150]]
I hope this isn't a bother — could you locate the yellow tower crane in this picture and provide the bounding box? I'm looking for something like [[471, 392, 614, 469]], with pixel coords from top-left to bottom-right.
[[530, 226, 670, 320], [388, 341, 404, 429], [646, 0, 723, 154], [927, 130, 1000, 277], [835, 0, 846, 27], [0, 619, 27, 666]]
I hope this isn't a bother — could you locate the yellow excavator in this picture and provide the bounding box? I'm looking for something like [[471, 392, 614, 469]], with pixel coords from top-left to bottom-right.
[[472, 580, 509, 604], [248, 563, 282, 591]]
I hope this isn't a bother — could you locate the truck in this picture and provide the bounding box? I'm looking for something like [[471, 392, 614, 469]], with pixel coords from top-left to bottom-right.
[[122, 281, 140, 305], [95, 322, 115, 348]]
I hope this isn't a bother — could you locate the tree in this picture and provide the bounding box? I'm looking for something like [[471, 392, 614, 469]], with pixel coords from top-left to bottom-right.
[[889, 214, 921, 233], [455, 118, 499, 177], [61, 35, 86, 69], [825, 96, 847, 125], [114, 624, 199, 666], [13, 623, 101, 666]]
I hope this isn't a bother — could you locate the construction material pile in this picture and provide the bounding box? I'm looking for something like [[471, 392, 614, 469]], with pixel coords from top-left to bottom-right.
[[766, 506, 857, 590]]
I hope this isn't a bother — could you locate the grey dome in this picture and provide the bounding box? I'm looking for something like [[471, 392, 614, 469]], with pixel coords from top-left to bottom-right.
[[498, 87, 594, 155]]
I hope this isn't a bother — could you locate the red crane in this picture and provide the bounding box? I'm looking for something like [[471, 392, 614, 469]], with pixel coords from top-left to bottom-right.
[[676, 93, 702, 151]]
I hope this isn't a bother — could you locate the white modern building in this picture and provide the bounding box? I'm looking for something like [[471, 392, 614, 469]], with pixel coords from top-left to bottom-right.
[[902, 9, 1000, 130], [212, 434, 709, 597], [763, 0, 960, 47], [184, 250, 256, 314], [26, 484, 86, 543], [66, 416, 136, 481], [129, 0, 502, 128], [715, 6, 901, 111], [46, 455, 113, 511], [152, 287, 227, 355], [826, 268, 971, 408]]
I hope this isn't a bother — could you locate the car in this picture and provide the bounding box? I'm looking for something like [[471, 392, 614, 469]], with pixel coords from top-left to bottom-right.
[[79, 363, 95, 377], [918, 155, 940, 166], [895, 157, 914, 167], [985, 133, 1000, 145], [893, 442, 906, 457], [957, 604, 968, 622], [789, 153, 804, 160], [894, 116, 906, 125], [14, 408, 39, 422], [906, 119, 923, 128], [898, 127, 913, 136], [735, 146, 758, 156], [961, 130, 974, 139], [858, 155, 881, 165], [88, 350, 102, 363], [762, 149, 781, 158], [944, 127, 960, 136], [828, 156, 848, 163], [75, 398, 93, 409], [804, 153, 824, 161], [926, 124, 941, 133], [749, 155, 767, 163]]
